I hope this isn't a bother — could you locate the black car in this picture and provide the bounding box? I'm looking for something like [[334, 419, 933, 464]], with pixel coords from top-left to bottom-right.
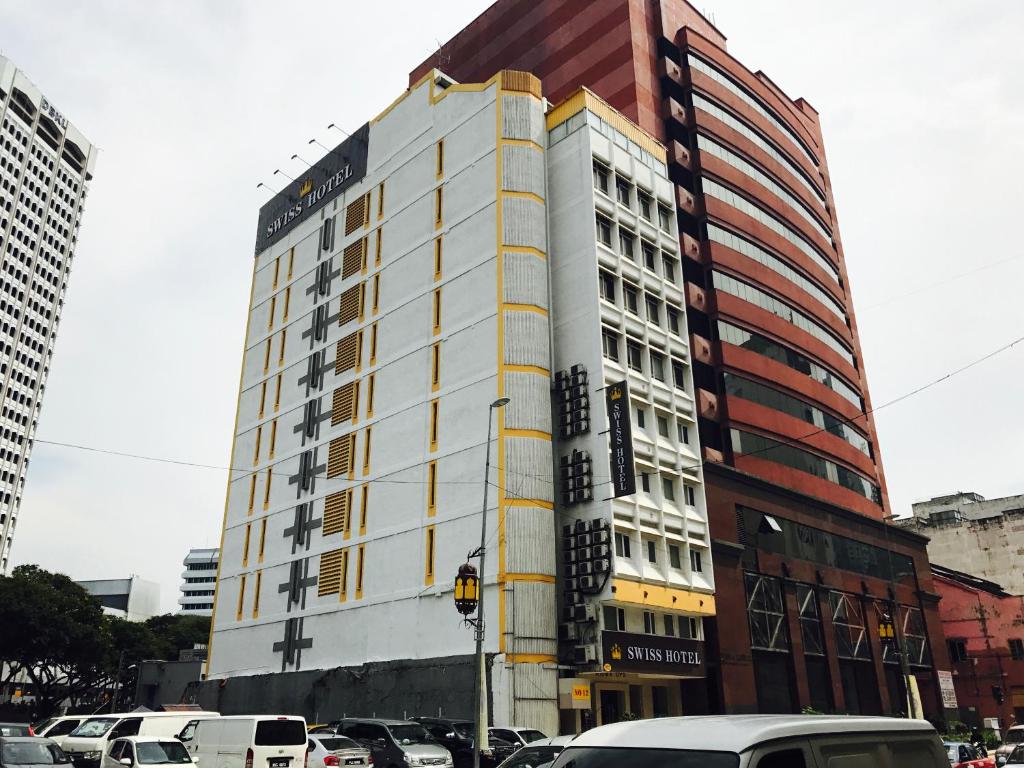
[[410, 719, 516, 768], [0, 737, 70, 768]]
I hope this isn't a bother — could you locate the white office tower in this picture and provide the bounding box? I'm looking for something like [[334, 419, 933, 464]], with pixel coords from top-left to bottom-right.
[[180, 547, 220, 615], [0, 57, 96, 572], [208, 71, 712, 732]]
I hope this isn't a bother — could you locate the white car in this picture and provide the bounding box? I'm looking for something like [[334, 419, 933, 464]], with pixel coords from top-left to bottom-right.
[[35, 717, 89, 747], [306, 735, 371, 768], [1003, 743, 1024, 767], [102, 737, 193, 768], [487, 729, 549, 750], [493, 737, 575, 768]]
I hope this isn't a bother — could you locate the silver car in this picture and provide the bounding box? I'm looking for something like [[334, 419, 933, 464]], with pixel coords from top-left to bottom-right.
[[307, 736, 371, 768]]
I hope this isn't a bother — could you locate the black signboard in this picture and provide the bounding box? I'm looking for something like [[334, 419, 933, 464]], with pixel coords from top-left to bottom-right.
[[601, 630, 705, 677], [605, 380, 635, 497], [254, 122, 370, 255]]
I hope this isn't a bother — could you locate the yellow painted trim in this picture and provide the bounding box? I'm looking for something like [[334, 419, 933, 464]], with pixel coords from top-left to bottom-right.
[[546, 87, 667, 161], [359, 484, 369, 535], [610, 578, 717, 616], [355, 543, 365, 599], [373, 70, 435, 124], [503, 303, 548, 317], [503, 245, 546, 260], [496, 79, 508, 655], [504, 428, 552, 441], [502, 138, 544, 152], [207, 258, 258, 676], [252, 570, 262, 619], [504, 364, 550, 376], [503, 190, 545, 205], [424, 525, 436, 586], [504, 573, 555, 584], [504, 653, 557, 664], [236, 573, 247, 621], [505, 498, 554, 510]]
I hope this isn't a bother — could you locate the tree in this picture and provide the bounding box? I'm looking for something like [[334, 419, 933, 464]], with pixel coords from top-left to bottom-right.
[[143, 614, 211, 660]]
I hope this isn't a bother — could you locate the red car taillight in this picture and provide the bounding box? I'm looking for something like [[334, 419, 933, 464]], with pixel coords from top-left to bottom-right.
[[245, 748, 254, 768], [323, 757, 340, 767], [27, 727, 35, 737]]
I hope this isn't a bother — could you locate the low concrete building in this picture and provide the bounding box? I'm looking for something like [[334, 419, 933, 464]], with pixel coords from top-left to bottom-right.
[[897, 492, 1024, 595], [76, 576, 160, 621]]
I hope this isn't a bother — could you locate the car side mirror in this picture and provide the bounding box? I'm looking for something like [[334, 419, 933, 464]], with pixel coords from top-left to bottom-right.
[[120, 760, 133, 767]]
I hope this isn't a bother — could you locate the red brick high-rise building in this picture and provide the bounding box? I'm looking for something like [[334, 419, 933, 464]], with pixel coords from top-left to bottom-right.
[[412, 0, 952, 719]]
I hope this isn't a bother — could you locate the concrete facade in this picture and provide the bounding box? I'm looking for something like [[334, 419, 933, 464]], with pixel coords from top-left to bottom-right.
[[0, 56, 96, 572], [180, 547, 218, 615], [898, 492, 1024, 596], [76, 576, 160, 621]]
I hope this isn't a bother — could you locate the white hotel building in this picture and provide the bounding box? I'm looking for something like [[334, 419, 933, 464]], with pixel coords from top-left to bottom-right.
[[0, 57, 95, 572], [208, 70, 712, 733]]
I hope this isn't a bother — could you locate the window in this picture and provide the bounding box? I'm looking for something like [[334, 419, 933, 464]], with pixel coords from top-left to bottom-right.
[[669, 544, 681, 569], [661, 477, 675, 502], [263, 470, 272, 509], [429, 399, 439, 450], [614, 531, 631, 558], [829, 590, 870, 660], [1011, 639, 1024, 661], [948, 638, 968, 663], [424, 526, 436, 585], [635, 408, 646, 428], [435, 140, 444, 177], [640, 472, 651, 492], [646, 539, 657, 563], [644, 610, 656, 634], [657, 204, 672, 232], [433, 237, 442, 279], [366, 373, 375, 416], [595, 215, 612, 245], [650, 351, 665, 381], [375, 227, 383, 266], [645, 295, 660, 325], [362, 426, 372, 474], [677, 422, 689, 444], [690, 549, 703, 572], [755, 749, 808, 768], [796, 584, 825, 655], [236, 574, 247, 620], [745, 573, 789, 651], [593, 160, 610, 194], [432, 287, 441, 333], [626, 341, 643, 371], [623, 283, 639, 314], [434, 187, 442, 227], [663, 614, 676, 637], [258, 518, 267, 562], [638, 191, 653, 220], [355, 544, 365, 598], [685, 484, 696, 506], [599, 270, 616, 301], [667, 306, 681, 336], [615, 176, 631, 207], [427, 461, 437, 515], [671, 359, 687, 390], [662, 255, 677, 283], [377, 182, 385, 219], [601, 328, 620, 362], [360, 485, 369, 534], [603, 605, 625, 631], [641, 240, 657, 272], [656, 415, 669, 438], [619, 228, 636, 260], [372, 275, 380, 314], [267, 296, 276, 330]]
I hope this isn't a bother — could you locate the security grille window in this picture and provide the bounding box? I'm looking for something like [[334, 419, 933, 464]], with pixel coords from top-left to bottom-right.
[[599, 270, 616, 301], [593, 160, 610, 195], [796, 584, 825, 655], [643, 610, 656, 634], [596, 215, 612, 246], [690, 549, 702, 572], [899, 604, 932, 667], [829, 591, 870, 660], [619, 228, 636, 260], [345, 195, 366, 235], [1011, 639, 1024, 661], [638, 191, 653, 221], [650, 351, 665, 381], [601, 328, 620, 362], [614, 531, 631, 558], [626, 341, 643, 371], [669, 544, 682, 569], [623, 284, 639, 314], [658, 204, 672, 232], [948, 638, 968, 663], [745, 573, 790, 652], [645, 295, 660, 325]]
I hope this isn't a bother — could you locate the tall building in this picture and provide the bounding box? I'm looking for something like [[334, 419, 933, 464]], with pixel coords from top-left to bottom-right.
[[76, 576, 160, 621], [180, 547, 219, 615], [897, 492, 1024, 595], [206, 70, 711, 732], [0, 57, 96, 572], [409, 0, 951, 719]]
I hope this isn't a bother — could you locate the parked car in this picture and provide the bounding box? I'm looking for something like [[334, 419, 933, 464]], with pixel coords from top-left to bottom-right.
[[492, 737, 573, 768], [306, 735, 371, 768], [945, 741, 995, 768], [0, 727, 33, 738], [63, 713, 218, 768], [180, 716, 307, 768], [410, 718, 515, 768], [546, 715, 948, 768], [0, 736, 70, 768], [1003, 744, 1024, 768], [326, 719, 451, 768], [100, 737, 192, 768], [33, 720, 86, 748], [998, 727, 1024, 766], [487, 730, 547, 750]]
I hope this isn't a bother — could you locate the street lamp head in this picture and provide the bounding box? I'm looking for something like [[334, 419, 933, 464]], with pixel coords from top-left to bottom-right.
[[491, 398, 510, 409]]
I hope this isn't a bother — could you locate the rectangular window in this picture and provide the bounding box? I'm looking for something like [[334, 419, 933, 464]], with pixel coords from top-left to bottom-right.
[[436, 140, 444, 177], [258, 381, 267, 418], [623, 284, 639, 314], [615, 176, 631, 207], [434, 187, 443, 227], [647, 539, 657, 563], [672, 359, 687, 389], [619, 228, 636, 260], [258, 518, 267, 562], [593, 160, 610, 194], [667, 306, 681, 336], [603, 605, 626, 631], [626, 341, 643, 371], [283, 286, 291, 322], [263, 470, 272, 509], [641, 240, 657, 272], [339, 548, 349, 602], [375, 227, 382, 266], [362, 426, 372, 475], [355, 329, 364, 370], [429, 399, 439, 450], [267, 296, 276, 331], [662, 477, 675, 502], [248, 474, 257, 514], [638, 191, 653, 221], [366, 373, 375, 417], [377, 182, 384, 219], [433, 237, 442, 280], [645, 295, 660, 325], [425, 525, 436, 585], [263, 338, 272, 373], [640, 472, 651, 493], [274, 374, 282, 410], [252, 570, 262, 618], [427, 460, 437, 515], [650, 351, 665, 381], [1011, 639, 1024, 661], [236, 574, 247, 620], [949, 638, 968, 663], [644, 610, 656, 634], [278, 329, 286, 365], [636, 407, 646, 429], [431, 342, 440, 390], [614, 531, 631, 558], [360, 484, 369, 535], [287, 247, 295, 278], [596, 215, 612, 246], [669, 544, 682, 569], [657, 415, 669, 438], [372, 274, 380, 314], [269, 419, 277, 459], [690, 549, 703, 573], [663, 255, 678, 283], [599, 270, 616, 301], [664, 614, 675, 637], [677, 422, 690, 444], [658, 204, 672, 232], [356, 544, 365, 598], [685, 484, 696, 506], [602, 328, 620, 362], [253, 426, 262, 465], [369, 322, 378, 364], [272, 256, 281, 289], [432, 288, 441, 334], [242, 523, 252, 567]]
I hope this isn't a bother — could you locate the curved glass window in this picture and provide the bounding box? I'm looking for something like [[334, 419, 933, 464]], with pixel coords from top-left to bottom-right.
[[692, 93, 824, 202], [698, 135, 832, 242], [702, 178, 836, 276], [688, 55, 819, 168], [712, 271, 855, 366], [723, 372, 871, 456], [730, 428, 880, 502], [708, 224, 844, 317]]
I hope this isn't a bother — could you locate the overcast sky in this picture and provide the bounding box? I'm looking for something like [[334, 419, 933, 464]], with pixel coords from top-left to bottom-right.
[[3, 1, 1022, 612]]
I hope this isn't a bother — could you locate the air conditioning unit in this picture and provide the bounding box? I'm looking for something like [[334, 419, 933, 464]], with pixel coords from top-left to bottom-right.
[[563, 563, 578, 578], [560, 413, 573, 427], [574, 419, 590, 434], [571, 385, 586, 399], [558, 622, 579, 642], [561, 425, 573, 439], [593, 558, 611, 574], [576, 562, 593, 576], [573, 644, 598, 664], [572, 603, 598, 623], [572, 396, 590, 411], [564, 590, 582, 606], [575, 488, 594, 503], [592, 529, 610, 545], [576, 533, 592, 547], [574, 519, 592, 533], [570, 363, 587, 377], [571, 372, 588, 388], [555, 371, 570, 391], [580, 547, 593, 561], [579, 574, 597, 590], [566, 578, 579, 593], [592, 544, 610, 559]]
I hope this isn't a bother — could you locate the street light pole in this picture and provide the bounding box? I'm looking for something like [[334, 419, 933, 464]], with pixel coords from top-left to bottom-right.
[[472, 397, 509, 768]]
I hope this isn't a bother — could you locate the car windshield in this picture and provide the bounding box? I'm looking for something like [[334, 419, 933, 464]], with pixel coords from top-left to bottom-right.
[[519, 732, 547, 745], [2, 743, 64, 765], [550, 747, 739, 768], [1008, 731, 1024, 744], [137, 741, 192, 764], [1011, 745, 1024, 762], [388, 725, 433, 745], [451, 723, 472, 739], [318, 738, 361, 752], [71, 719, 119, 737]]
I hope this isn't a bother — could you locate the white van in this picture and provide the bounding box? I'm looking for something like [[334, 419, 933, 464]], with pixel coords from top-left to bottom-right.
[[549, 715, 949, 767], [62, 712, 219, 768], [181, 716, 308, 768]]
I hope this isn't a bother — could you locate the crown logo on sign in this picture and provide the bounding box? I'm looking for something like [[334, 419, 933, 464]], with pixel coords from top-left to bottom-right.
[[610, 388, 622, 401], [299, 178, 313, 197], [610, 643, 622, 660]]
